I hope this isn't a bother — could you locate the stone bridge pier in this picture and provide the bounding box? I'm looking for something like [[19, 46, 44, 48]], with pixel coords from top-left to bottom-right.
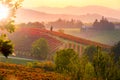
[[60, 42, 85, 56]]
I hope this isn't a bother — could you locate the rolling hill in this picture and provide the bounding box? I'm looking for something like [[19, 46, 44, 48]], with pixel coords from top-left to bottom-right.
[[33, 5, 120, 19], [15, 7, 120, 23], [8, 27, 112, 60], [8, 27, 63, 59], [0, 62, 69, 80]]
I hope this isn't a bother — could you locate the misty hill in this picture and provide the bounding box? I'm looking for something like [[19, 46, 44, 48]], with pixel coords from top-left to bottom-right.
[[33, 5, 120, 19], [47, 19, 83, 28], [15, 8, 120, 23], [8, 27, 63, 59], [93, 17, 115, 30]]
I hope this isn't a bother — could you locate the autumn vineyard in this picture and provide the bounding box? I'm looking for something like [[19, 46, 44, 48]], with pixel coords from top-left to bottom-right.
[[0, 0, 120, 80], [0, 62, 69, 80]]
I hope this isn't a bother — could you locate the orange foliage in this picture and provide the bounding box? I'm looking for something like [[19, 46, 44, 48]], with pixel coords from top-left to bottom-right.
[[0, 62, 69, 80]]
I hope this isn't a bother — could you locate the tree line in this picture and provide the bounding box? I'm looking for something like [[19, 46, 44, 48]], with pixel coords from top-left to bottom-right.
[[47, 18, 83, 28], [27, 37, 120, 80], [17, 22, 45, 29], [54, 41, 120, 80], [93, 17, 115, 30]]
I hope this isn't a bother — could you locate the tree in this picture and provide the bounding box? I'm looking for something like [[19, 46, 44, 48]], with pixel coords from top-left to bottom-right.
[[93, 19, 99, 28], [0, 0, 23, 58], [112, 41, 120, 62], [93, 17, 115, 30], [54, 49, 80, 79], [83, 62, 95, 80], [31, 38, 49, 60], [50, 26, 53, 31], [115, 58, 120, 80], [84, 45, 97, 61], [0, 35, 14, 58], [78, 54, 92, 80], [26, 22, 45, 29], [93, 47, 117, 80], [111, 41, 120, 80], [0, 0, 23, 32], [48, 18, 83, 28]]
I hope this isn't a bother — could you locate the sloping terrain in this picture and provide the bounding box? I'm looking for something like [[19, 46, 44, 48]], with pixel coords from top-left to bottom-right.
[[8, 27, 63, 58], [34, 6, 120, 19], [15, 8, 120, 23], [7, 27, 111, 60], [0, 62, 69, 80]]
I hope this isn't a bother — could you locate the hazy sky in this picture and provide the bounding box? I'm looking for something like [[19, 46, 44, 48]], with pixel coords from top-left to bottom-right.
[[22, 0, 120, 9]]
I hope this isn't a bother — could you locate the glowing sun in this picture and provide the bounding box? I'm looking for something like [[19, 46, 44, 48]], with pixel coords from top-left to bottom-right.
[[0, 4, 9, 20]]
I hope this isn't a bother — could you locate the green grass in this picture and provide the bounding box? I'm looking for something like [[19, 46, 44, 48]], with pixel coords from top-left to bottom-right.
[[0, 56, 36, 65], [63, 28, 120, 45], [86, 30, 120, 45]]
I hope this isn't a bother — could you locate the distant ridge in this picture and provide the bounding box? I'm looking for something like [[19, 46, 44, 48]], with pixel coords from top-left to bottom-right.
[[15, 8, 120, 23], [33, 5, 120, 19]]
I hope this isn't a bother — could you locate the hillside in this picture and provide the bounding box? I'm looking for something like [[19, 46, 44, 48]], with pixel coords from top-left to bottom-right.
[[15, 8, 120, 23], [8, 27, 63, 59], [7, 27, 111, 60], [33, 5, 120, 19], [0, 62, 69, 80]]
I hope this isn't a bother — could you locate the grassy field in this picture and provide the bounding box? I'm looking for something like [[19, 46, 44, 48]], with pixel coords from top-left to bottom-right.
[[0, 56, 36, 65], [62, 28, 120, 45]]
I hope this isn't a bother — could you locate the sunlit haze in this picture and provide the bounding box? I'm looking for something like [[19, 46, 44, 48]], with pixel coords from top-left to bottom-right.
[[23, 0, 120, 9], [0, 4, 9, 20]]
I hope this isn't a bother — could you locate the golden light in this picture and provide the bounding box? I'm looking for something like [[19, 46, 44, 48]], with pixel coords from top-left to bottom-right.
[[0, 4, 9, 20], [12, 52, 16, 56]]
